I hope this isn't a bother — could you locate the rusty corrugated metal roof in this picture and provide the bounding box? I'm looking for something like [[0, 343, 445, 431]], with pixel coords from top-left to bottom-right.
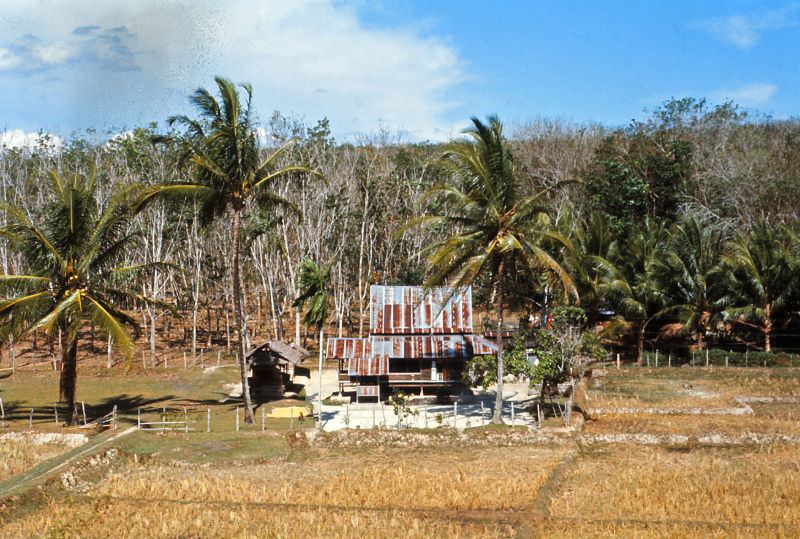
[[370, 285, 473, 335], [348, 354, 388, 376], [370, 335, 496, 359], [326, 286, 495, 379], [326, 337, 369, 360]]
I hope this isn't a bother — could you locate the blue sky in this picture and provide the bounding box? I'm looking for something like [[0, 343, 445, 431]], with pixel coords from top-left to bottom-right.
[[0, 1, 797, 147]]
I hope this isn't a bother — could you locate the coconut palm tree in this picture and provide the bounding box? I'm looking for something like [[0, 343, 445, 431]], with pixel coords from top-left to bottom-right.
[[559, 211, 614, 326], [417, 115, 576, 423], [294, 258, 331, 428], [656, 217, 724, 349], [717, 222, 797, 352], [0, 170, 150, 424], [601, 218, 668, 364], [139, 77, 319, 423]]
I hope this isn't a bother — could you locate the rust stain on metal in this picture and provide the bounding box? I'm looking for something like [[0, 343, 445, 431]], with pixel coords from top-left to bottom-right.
[[369, 285, 473, 335]]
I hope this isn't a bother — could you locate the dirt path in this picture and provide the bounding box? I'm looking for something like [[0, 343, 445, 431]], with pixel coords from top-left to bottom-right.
[[0, 426, 136, 498]]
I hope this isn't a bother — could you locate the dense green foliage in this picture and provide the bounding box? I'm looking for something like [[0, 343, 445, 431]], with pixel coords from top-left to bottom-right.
[[529, 307, 606, 389], [0, 89, 799, 407]]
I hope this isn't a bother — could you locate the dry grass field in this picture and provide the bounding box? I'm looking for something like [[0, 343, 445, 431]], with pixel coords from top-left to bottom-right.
[[0, 439, 73, 482], [547, 443, 800, 537], [1, 366, 800, 538], [586, 366, 800, 408]]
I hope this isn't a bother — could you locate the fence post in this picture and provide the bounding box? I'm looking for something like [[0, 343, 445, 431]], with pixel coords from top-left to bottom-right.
[[29, 408, 34, 429], [453, 401, 458, 429], [511, 402, 515, 426], [0, 397, 4, 428], [235, 407, 240, 432], [655, 349, 659, 368], [668, 353, 672, 368], [706, 348, 710, 368], [725, 356, 729, 368], [537, 403, 542, 427], [137, 408, 141, 430], [207, 408, 211, 432], [53, 404, 58, 427], [82, 402, 87, 425], [112, 405, 118, 430], [261, 406, 266, 432], [616, 353, 620, 370], [200, 349, 205, 368], [183, 352, 187, 369]]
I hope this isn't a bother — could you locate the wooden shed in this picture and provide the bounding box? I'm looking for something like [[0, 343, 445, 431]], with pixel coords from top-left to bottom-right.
[[247, 341, 310, 397]]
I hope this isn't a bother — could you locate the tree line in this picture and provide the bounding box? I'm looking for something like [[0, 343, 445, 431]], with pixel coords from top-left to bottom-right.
[[0, 79, 799, 423]]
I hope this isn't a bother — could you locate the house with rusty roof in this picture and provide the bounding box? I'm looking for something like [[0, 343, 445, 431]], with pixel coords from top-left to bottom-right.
[[327, 285, 497, 402]]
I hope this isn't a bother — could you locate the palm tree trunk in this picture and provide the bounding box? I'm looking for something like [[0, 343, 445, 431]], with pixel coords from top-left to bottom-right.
[[492, 261, 505, 424], [231, 208, 255, 423], [764, 302, 772, 353], [59, 333, 78, 426], [317, 325, 324, 428], [637, 326, 645, 366]]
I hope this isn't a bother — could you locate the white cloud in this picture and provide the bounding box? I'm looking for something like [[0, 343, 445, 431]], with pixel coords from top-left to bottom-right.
[[712, 82, 778, 106], [33, 41, 77, 64], [0, 1, 466, 141], [0, 129, 63, 151], [698, 6, 797, 49], [0, 47, 22, 70]]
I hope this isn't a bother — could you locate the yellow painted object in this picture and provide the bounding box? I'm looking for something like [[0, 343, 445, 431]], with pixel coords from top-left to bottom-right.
[[267, 406, 309, 419]]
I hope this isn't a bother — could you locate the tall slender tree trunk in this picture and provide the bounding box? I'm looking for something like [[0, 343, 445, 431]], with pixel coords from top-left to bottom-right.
[[764, 302, 772, 353], [317, 325, 324, 428], [637, 326, 645, 366], [231, 208, 255, 423], [59, 333, 78, 425], [492, 261, 505, 424]]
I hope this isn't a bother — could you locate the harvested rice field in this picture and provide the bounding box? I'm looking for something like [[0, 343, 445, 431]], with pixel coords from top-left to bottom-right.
[[2, 366, 800, 538]]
